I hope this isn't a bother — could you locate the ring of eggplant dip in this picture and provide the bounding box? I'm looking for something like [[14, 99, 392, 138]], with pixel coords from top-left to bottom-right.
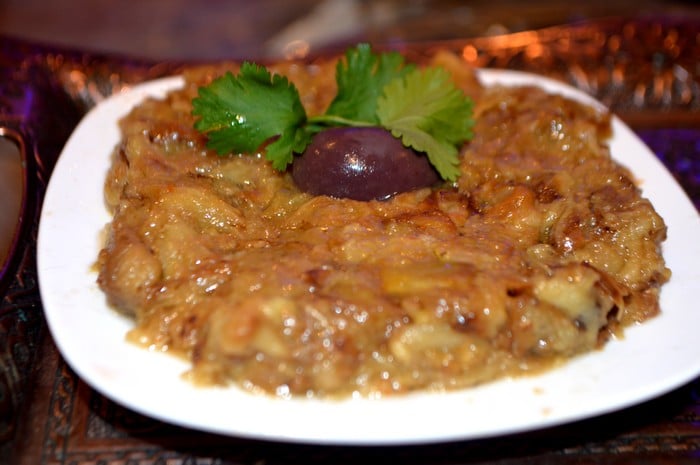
[[97, 51, 670, 398]]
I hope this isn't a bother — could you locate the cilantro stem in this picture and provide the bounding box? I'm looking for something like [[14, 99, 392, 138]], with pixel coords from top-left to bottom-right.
[[307, 114, 375, 129]]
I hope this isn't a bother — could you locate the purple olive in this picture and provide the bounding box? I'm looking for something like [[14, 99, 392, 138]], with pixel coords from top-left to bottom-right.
[[292, 127, 440, 201]]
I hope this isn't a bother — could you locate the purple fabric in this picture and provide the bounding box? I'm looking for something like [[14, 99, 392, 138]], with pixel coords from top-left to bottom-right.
[[637, 129, 700, 211]]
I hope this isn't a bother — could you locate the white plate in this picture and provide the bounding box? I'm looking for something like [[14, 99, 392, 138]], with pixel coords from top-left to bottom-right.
[[37, 70, 700, 445]]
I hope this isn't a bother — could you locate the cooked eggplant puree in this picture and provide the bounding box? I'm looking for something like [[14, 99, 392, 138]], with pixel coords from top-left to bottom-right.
[[97, 52, 670, 397]]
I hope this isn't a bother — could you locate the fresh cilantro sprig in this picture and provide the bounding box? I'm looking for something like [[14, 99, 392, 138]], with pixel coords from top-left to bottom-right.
[[377, 67, 473, 182], [192, 44, 474, 181], [322, 44, 414, 126], [192, 63, 310, 170]]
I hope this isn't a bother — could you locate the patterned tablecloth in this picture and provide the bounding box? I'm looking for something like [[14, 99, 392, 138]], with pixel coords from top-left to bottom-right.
[[0, 16, 698, 465]]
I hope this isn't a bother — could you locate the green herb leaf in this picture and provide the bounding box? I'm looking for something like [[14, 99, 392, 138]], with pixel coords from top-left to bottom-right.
[[324, 44, 414, 125], [376, 67, 474, 182], [192, 63, 310, 170], [192, 45, 475, 181]]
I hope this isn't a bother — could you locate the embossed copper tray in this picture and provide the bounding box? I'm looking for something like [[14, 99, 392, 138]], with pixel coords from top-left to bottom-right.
[[1, 16, 699, 464]]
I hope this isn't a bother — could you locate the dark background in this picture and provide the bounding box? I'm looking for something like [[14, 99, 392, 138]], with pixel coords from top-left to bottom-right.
[[1, 0, 699, 60]]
